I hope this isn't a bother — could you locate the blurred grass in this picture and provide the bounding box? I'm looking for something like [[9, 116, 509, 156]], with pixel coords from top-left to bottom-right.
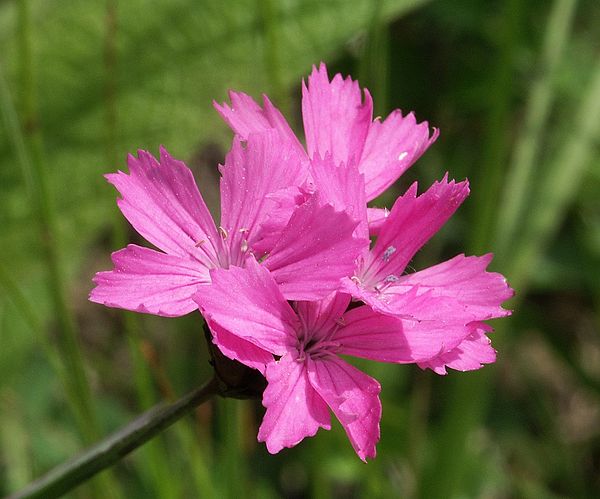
[[1, 0, 600, 497]]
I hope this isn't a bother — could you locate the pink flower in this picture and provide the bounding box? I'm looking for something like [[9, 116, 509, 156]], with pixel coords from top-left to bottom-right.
[[194, 258, 442, 460], [90, 130, 366, 320], [215, 62, 438, 202], [341, 176, 513, 373]]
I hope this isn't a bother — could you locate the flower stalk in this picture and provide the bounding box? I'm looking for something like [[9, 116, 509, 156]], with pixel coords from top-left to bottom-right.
[[7, 377, 220, 499]]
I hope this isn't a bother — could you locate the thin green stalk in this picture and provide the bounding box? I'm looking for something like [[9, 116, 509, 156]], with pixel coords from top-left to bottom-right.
[[420, 2, 522, 497], [219, 398, 247, 499], [125, 323, 181, 499], [258, 0, 286, 116], [0, 264, 68, 412], [7, 377, 219, 499], [495, 0, 577, 257], [467, 0, 522, 255], [14, 0, 99, 446], [358, 0, 389, 117], [508, 54, 600, 291], [101, 0, 181, 495]]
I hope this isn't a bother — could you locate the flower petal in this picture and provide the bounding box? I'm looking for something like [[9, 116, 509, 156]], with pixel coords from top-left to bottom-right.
[[332, 305, 415, 363], [307, 356, 381, 461], [214, 91, 305, 156], [258, 354, 331, 454], [417, 322, 497, 375], [302, 63, 372, 167], [219, 131, 307, 263], [360, 176, 469, 286], [295, 292, 352, 344], [308, 155, 368, 240], [264, 194, 367, 301], [386, 253, 514, 322], [194, 258, 298, 356], [107, 148, 220, 262], [90, 244, 209, 317], [207, 320, 273, 375], [360, 111, 438, 200], [367, 207, 390, 236]]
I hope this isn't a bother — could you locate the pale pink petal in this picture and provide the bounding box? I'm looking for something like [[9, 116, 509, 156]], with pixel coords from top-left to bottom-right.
[[358, 177, 469, 287], [264, 194, 367, 301], [308, 155, 368, 240], [207, 320, 273, 375], [418, 323, 497, 375], [90, 244, 209, 317], [106, 148, 220, 263], [307, 356, 381, 461], [193, 258, 298, 356], [302, 63, 372, 167], [360, 111, 438, 200], [258, 354, 331, 454], [386, 254, 514, 322], [219, 131, 307, 263], [214, 92, 305, 156], [367, 207, 390, 236]]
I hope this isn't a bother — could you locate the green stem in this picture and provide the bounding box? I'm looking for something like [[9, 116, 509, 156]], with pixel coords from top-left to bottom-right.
[[14, 0, 100, 446], [508, 53, 600, 291], [258, 0, 286, 115], [467, 0, 521, 255], [7, 377, 219, 499], [495, 0, 577, 258]]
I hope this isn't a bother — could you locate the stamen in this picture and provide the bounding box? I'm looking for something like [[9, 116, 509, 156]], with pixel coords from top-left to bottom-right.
[[240, 239, 248, 252], [194, 239, 206, 247], [397, 151, 408, 161], [384, 274, 400, 283], [218, 226, 228, 240], [334, 317, 345, 326], [382, 246, 396, 262]]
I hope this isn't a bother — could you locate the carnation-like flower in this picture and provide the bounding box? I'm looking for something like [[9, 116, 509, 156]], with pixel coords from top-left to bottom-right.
[[90, 131, 366, 319], [215, 62, 438, 202]]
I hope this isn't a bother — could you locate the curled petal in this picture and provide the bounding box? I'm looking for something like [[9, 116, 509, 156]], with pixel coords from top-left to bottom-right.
[[417, 323, 497, 375]]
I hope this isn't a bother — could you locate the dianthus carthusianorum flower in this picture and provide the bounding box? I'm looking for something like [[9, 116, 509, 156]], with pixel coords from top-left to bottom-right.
[[91, 62, 513, 461]]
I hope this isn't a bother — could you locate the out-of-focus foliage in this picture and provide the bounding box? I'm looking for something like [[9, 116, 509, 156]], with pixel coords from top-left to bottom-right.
[[1, 0, 599, 497]]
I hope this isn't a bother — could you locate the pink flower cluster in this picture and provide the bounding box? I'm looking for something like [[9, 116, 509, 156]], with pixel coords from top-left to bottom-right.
[[91, 63, 513, 460]]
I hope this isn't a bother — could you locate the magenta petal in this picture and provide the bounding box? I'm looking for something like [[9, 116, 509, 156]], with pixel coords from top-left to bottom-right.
[[418, 323, 497, 375], [307, 356, 381, 461], [360, 111, 439, 200], [309, 155, 368, 240], [302, 63, 372, 168], [332, 305, 415, 363], [367, 207, 390, 236], [264, 195, 367, 301], [388, 254, 514, 322], [363, 177, 470, 283], [207, 320, 273, 375], [258, 354, 331, 454], [220, 131, 307, 259], [193, 258, 298, 356], [295, 292, 352, 344], [90, 244, 209, 317], [107, 148, 220, 261], [214, 92, 305, 156]]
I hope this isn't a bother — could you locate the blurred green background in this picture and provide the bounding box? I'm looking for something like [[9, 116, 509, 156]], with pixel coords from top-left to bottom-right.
[[1, 0, 599, 497]]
